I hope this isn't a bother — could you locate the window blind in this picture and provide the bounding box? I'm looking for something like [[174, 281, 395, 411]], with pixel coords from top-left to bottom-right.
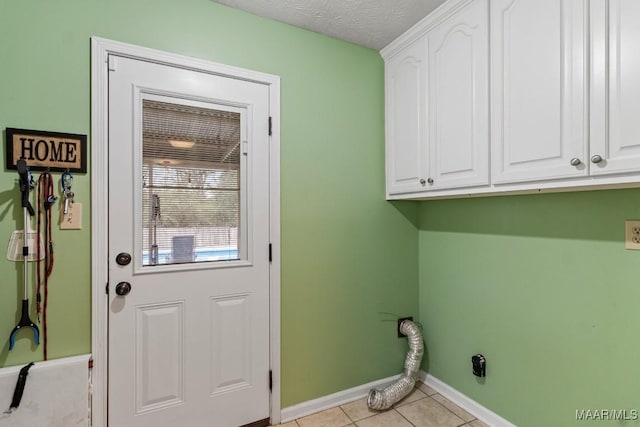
[[141, 99, 242, 265]]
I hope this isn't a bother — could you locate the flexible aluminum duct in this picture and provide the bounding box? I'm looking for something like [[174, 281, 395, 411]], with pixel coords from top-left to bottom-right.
[[367, 319, 423, 410]]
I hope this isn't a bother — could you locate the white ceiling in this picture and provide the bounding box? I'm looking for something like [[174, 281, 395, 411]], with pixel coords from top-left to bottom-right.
[[211, 0, 447, 50]]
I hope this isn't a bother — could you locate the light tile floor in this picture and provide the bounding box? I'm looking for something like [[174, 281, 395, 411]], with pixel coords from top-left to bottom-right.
[[272, 383, 489, 427]]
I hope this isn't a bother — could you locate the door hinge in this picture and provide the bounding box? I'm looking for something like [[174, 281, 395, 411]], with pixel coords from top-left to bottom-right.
[[269, 370, 273, 391], [268, 243, 272, 262], [105, 283, 109, 295], [268, 116, 272, 136]]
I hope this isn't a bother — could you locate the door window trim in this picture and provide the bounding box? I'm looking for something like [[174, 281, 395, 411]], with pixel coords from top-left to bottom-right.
[[134, 91, 251, 274], [91, 37, 281, 427]]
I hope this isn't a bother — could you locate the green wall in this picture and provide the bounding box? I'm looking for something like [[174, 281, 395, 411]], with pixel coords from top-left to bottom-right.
[[0, 0, 419, 407], [5, 1, 637, 424], [419, 189, 640, 426]]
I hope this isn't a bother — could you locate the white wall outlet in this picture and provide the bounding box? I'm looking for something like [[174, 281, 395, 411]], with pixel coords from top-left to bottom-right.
[[60, 202, 82, 230], [625, 220, 640, 250]]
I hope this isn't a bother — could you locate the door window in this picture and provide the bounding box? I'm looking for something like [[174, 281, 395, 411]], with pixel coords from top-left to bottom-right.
[[140, 98, 245, 266]]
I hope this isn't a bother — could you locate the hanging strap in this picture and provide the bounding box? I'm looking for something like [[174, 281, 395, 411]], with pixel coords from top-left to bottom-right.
[[9, 362, 34, 411], [36, 172, 56, 361]]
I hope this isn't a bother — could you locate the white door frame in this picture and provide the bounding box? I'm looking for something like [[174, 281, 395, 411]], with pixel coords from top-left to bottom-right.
[[90, 37, 281, 427]]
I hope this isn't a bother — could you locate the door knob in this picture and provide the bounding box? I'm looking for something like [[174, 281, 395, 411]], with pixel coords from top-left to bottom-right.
[[570, 158, 581, 166], [591, 154, 603, 164], [116, 252, 132, 266], [115, 282, 132, 296]]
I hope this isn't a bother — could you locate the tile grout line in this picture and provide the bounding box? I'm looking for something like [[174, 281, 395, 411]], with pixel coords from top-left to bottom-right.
[[342, 394, 432, 426], [341, 407, 376, 425], [397, 394, 432, 426], [396, 394, 472, 427], [419, 382, 486, 426], [339, 404, 357, 424], [395, 405, 419, 426], [338, 406, 354, 426], [431, 393, 478, 426]]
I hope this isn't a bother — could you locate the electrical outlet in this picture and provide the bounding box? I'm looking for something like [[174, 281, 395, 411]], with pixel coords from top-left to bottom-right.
[[625, 220, 640, 250], [60, 202, 82, 230]]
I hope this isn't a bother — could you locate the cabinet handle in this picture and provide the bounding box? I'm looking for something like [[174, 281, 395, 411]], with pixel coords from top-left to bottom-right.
[[419, 179, 426, 185], [570, 158, 582, 166], [591, 154, 603, 164], [427, 178, 434, 185]]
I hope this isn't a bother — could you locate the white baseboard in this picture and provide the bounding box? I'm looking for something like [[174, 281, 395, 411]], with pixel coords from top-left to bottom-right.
[[419, 371, 517, 427], [280, 371, 516, 426], [280, 374, 401, 422]]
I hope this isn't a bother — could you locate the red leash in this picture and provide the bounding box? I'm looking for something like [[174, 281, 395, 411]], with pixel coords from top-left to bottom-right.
[[37, 171, 55, 360]]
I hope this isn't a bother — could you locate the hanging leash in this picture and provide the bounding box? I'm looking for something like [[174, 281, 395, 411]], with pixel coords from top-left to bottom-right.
[[36, 171, 56, 360]]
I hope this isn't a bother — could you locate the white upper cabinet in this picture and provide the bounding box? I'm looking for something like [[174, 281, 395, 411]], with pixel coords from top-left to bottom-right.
[[590, 0, 640, 176], [384, 0, 488, 196], [428, 0, 489, 190], [383, 0, 640, 199], [385, 38, 428, 195], [491, 0, 588, 184]]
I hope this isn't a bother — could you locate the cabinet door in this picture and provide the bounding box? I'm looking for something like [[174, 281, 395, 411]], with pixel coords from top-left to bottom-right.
[[590, 0, 640, 176], [386, 39, 428, 195], [428, 0, 489, 190], [491, 0, 588, 184]]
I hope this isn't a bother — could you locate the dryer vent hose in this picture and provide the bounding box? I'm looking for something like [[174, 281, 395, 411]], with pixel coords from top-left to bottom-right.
[[367, 320, 423, 410]]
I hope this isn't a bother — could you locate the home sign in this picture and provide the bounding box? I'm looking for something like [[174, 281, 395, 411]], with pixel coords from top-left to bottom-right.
[[5, 128, 87, 173]]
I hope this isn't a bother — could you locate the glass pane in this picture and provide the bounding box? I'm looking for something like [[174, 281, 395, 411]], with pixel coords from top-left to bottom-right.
[[141, 99, 242, 266]]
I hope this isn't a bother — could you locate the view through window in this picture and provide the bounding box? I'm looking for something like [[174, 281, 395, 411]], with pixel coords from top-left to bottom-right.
[[141, 99, 242, 266]]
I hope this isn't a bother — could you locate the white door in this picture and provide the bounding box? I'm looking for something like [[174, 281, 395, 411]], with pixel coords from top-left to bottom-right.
[[590, 0, 640, 176], [428, 0, 489, 190], [385, 38, 429, 196], [491, 0, 588, 184], [107, 55, 271, 427]]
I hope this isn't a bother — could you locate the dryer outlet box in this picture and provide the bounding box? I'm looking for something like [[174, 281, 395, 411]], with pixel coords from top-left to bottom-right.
[[397, 316, 413, 338]]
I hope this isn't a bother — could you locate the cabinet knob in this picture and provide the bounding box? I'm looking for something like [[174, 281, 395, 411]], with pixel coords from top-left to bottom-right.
[[427, 178, 434, 185], [419, 179, 426, 185], [570, 158, 582, 166], [591, 154, 603, 164]]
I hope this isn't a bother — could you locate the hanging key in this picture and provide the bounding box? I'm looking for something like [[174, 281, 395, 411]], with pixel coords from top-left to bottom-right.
[[64, 191, 74, 214], [61, 169, 74, 215]]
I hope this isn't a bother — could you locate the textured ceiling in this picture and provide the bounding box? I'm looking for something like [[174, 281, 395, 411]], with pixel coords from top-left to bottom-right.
[[211, 0, 447, 50]]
